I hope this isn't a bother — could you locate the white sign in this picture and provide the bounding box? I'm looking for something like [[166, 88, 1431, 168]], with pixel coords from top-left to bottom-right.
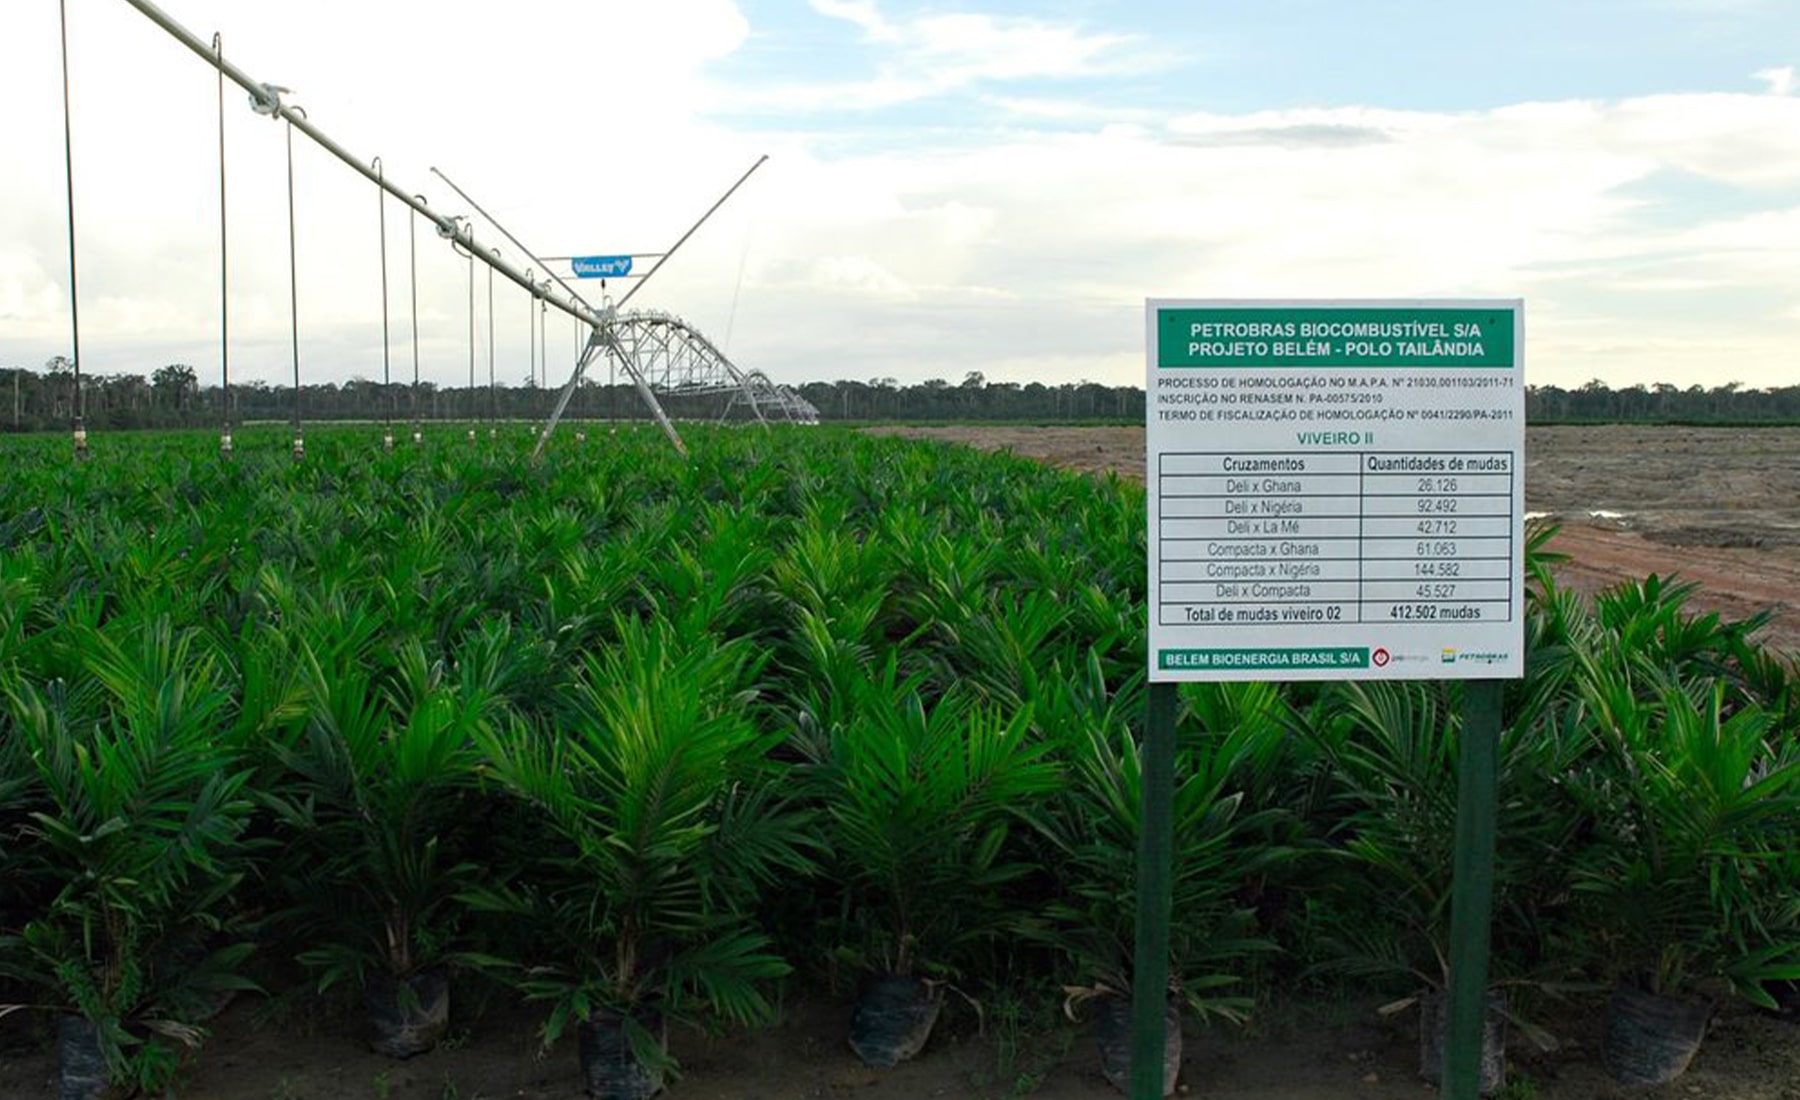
[[1146, 299, 1525, 682]]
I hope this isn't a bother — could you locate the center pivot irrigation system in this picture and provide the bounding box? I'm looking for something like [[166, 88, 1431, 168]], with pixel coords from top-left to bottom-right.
[[61, 0, 818, 459]]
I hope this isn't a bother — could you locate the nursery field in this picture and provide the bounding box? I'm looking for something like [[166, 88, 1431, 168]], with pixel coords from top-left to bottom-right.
[[2, 425, 1798, 1100]]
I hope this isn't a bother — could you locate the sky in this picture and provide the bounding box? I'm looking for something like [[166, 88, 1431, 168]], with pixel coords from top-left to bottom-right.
[[2, 0, 1798, 393]]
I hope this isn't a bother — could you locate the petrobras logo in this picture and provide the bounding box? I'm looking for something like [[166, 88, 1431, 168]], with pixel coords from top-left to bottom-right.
[[1440, 648, 1508, 666]]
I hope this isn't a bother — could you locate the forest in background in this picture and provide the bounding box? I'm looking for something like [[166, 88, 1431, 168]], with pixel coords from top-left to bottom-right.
[[1, 358, 1796, 431]]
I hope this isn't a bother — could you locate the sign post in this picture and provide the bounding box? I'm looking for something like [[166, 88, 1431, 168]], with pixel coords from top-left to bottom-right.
[[1139, 299, 1524, 1100]]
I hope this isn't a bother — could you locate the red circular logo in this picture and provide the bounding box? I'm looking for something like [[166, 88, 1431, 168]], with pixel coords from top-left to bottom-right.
[[1372, 647, 1391, 667]]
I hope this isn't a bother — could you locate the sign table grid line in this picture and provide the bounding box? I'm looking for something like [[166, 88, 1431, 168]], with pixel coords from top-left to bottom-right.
[[1152, 449, 1516, 628]]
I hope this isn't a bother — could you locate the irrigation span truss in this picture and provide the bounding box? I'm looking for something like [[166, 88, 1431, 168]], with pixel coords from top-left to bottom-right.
[[595, 310, 819, 426]]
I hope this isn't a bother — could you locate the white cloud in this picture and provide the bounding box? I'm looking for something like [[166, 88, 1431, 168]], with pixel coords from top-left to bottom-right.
[[706, 89, 1800, 389], [811, 0, 900, 43], [1756, 65, 1796, 95], [752, 1, 1139, 111], [3, 2, 1798, 396]]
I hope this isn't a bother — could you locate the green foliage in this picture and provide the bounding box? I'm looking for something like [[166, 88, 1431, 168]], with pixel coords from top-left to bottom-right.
[[467, 617, 816, 1048], [1033, 660, 1292, 1025], [0, 617, 259, 1090], [810, 661, 1061, 979], [258, 619, 492, 991], [1564, 648, 1800, 1001], [1, 423, 1797, 1091]]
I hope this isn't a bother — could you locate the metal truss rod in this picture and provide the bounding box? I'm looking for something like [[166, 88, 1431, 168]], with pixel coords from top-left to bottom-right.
[[614, 155, 765, 312], [430, 166, 596, 316], [430, 166, 688, 455], [541, 253, 666, 263], [114, 0, 602, 332], [533, 155, 769, 457]]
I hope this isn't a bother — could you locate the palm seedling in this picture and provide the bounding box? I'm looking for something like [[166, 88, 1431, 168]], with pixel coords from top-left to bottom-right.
[[809, 660, 1061, 1067], [1303, 678, 1587, 1091], [1564, 644, 1800, 1084], [1034, 659, 1289, 1096], [258, 615, 499, 1058], [0, 619, 259, 1098], [469, 618, 815, 1099]]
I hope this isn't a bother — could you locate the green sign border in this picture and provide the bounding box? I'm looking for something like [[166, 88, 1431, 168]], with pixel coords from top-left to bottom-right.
[[1157, 647, 1371, 672], [1159, 307, 1514, 368]]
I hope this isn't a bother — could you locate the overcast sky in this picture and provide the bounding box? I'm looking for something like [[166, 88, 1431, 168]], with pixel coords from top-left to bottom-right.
[[3, 0, 1797, 393]]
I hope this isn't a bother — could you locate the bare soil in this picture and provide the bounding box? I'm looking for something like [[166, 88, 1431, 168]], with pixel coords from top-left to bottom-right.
[[7, 989, 1800, 1100], [868, 424, 1800, 654]]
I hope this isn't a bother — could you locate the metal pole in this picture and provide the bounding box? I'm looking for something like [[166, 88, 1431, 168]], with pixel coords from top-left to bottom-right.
[[410, 195, 423, 443], [215, 31, 231, 456], [286, 114, 304, 460], [57, 0, 86, 458], [1444, 679, 1504, 1099], [487, 249, 497, 436], [538, 336, 605, 447], [465, 239, 475, 442], [376, 157, 393, 450], [1129, 682, 1178, 1100]]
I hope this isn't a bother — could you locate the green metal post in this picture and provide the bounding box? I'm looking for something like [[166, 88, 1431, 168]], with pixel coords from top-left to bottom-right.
[[1130, 681, 1179, 1099], [1444, 678, 1505, 1098]]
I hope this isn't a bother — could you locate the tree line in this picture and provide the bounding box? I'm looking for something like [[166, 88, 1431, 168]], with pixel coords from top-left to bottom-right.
[[2, 359, 1796, 431]]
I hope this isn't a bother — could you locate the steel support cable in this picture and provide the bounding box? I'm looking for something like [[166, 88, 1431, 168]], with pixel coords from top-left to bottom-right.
[[526, 268, 536, 393], [376, 157, 393, 449], [467, 244, 475, 440], [448, 227, 476, 442], [215, 32, 231, 456], [284, 112, 304, 459], [57, 0, 85, 458], [410, 195, 424, 443], [487, 249, 497, 434]]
